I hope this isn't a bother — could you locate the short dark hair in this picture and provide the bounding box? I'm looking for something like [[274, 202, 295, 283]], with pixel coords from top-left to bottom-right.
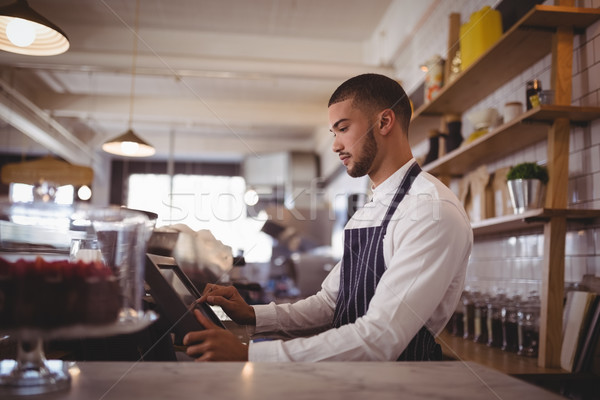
[[328, 73, 412, 135]]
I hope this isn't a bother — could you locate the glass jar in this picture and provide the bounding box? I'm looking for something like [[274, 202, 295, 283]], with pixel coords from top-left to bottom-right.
[[449, 292, 465, 337], [474, 295, 489, 344], [462, 290, 477, 340], [501, 296, 520, 353], [518, 293, 540, 357], [487, 294, 506, 348]]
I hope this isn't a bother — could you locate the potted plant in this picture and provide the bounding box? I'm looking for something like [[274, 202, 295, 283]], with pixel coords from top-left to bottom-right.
[[506, 162, 548, 214]]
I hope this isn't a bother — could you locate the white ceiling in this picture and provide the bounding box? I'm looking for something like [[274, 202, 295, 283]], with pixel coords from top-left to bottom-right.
[[0, 0, 436, 164]]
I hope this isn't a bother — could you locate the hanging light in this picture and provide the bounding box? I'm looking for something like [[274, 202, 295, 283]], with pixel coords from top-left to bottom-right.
[[0, 0, 69, 56], [102, 0, 155, 158], [102, 129, 155, 157]]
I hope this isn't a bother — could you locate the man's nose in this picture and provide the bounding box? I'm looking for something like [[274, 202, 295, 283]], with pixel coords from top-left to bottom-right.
[[332, 135, 342, 153]]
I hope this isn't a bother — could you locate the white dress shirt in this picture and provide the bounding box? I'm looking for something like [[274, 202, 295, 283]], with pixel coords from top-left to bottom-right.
[[248, 160, 473, 361]]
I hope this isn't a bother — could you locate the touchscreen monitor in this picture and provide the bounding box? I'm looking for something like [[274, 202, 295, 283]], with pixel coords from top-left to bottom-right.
[[144, 254, 225, 345]]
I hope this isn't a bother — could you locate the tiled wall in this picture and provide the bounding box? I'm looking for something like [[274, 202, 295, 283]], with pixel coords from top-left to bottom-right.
[[401, 0, 600, 296]]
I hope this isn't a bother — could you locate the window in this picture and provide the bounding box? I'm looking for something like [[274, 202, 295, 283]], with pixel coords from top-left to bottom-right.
[[10, 183, 74, 205], [127, 173, 272, 263]]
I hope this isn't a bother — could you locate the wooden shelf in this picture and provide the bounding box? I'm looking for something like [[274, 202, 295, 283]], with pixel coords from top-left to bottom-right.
[[409, 5, 600, 147], [471, 208, 600, 236], [438, 331, 567, 376], [423, 105, 600, 177]]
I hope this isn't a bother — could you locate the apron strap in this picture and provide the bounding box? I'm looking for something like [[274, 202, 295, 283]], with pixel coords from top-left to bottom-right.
[[381, 161, 421, 230]]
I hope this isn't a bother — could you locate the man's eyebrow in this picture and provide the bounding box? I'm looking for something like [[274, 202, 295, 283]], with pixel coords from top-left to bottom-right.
[[330, 118, 349, 131]]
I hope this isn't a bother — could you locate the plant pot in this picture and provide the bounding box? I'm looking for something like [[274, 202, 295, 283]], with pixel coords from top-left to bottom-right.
[[507, 179, 545, 214]]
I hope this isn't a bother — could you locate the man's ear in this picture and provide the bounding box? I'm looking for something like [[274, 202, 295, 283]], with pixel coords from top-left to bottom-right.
[[378, 109, 395, 136]]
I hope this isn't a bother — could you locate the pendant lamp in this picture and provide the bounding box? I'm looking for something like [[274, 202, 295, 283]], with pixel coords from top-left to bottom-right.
[[0, 0, 69, 56], [102, 0, 155, 158]]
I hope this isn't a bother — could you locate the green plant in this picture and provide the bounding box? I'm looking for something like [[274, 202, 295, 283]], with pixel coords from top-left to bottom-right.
[[506, 162, 548, 184]]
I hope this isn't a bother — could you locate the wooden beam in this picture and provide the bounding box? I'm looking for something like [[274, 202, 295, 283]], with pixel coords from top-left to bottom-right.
[[545, 117, 570, 209], [539, 216, 567, 368], [539, 6, 574, 369], [551, 26, 574, 105]]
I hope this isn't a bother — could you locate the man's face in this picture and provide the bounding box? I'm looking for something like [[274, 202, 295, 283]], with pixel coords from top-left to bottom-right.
[[329, 99, 378, 178]]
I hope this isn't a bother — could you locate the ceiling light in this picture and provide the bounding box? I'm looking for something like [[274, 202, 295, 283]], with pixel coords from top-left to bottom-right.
[[102, 0, 154, 158], [102, 129, 155, 157], [0, 0, 69, 56]]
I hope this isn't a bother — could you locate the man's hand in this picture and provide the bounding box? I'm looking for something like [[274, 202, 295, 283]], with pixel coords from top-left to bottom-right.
[[200, 283, 256, 326], [183, 309, 249, 361]]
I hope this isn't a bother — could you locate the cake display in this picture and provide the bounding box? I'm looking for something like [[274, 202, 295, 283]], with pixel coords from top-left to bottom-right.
[[0, 256, 121, 329]]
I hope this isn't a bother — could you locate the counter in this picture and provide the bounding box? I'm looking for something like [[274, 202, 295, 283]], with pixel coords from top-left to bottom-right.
[[3, 361, 565, 399]]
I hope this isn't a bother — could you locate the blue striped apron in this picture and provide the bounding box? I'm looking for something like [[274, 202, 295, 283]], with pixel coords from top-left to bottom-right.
[[332, 161, 442, 361]]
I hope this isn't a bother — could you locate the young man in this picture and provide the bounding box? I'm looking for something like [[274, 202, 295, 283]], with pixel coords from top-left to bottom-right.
[[183, 74, 473, 361]]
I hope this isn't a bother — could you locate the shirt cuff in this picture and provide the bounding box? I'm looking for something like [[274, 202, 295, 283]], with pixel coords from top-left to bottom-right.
[[252, 303, 280, 333], [248, 339, 286, 362]]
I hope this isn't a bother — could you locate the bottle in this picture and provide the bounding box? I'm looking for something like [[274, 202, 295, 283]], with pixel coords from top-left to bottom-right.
[[474, 294, 489, 344], [501, 295, 521, 353], [487, 292, 506, 348], [518, 292, 540, 357], [451, 293, 465, 337], [445, 114, 463, 153], [526, 79, 542, 110], [423, 130, 440, 165], [462, 290, 477, 340]]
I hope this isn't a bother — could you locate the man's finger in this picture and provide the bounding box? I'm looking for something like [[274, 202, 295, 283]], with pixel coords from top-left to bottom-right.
[[192, 308, 219, 330], [202, 283, 217, 296]]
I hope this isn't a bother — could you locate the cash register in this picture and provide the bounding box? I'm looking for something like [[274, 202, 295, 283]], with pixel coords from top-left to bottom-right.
[[144, 253, 226, 345]]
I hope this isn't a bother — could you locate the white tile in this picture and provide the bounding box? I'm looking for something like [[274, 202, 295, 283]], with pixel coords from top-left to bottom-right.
[[569, 178, 579, 205], [591, 145, 600, 173], [593, 171, 600, 200], [587, 14, 600, 39], [592, 119, 600, 146], [587, 256, 600, 275], [589, 62, 600, 92], [571, 256, 588, 282], [527, 234, 540, 258], [583, 146, 594, 173], [569, 150, 584, 176], [573, 47, 580, 75], [583, 40, 596, 71], [536, 141, 547, 164], [574, 34, 583, 51], [571, 127, 585, 152], [565, 231, 581, 256], [572, 71, 584, 101], [579, 174, 594, 201], [564, 257, 574, 282], [581, 91, 598, 106]]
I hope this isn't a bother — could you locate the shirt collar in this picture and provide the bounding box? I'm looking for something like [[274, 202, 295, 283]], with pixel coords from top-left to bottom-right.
[[371, 158, 417, 201]]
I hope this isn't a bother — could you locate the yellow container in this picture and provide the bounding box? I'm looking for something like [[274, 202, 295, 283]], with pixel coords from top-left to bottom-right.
[[459, 6, 502, 70]]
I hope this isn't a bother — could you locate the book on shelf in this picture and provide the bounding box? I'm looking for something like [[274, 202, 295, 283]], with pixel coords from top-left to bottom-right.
[[560, 290, 598, 372], [573, 296, 600, 373], [575, 275, 600, 374]]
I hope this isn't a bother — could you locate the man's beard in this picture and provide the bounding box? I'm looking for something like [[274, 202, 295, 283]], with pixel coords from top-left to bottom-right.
[[347, 127, 378, 178]]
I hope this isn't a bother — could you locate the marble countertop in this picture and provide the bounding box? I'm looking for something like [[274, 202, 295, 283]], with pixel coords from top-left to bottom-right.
[[3, 361, 566, 400]]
